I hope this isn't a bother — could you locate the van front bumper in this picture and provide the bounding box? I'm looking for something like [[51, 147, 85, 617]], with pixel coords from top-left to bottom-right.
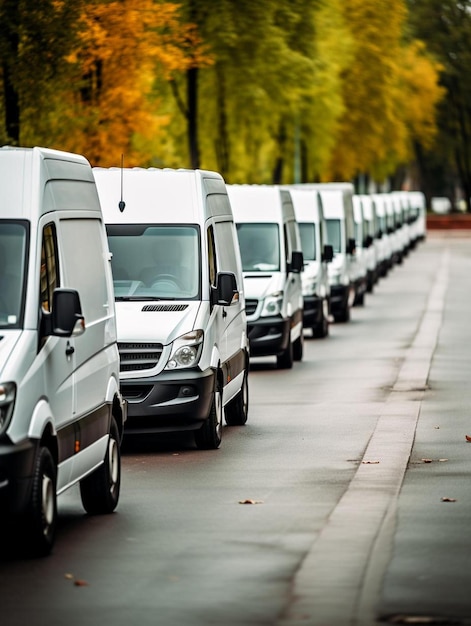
[[0, 438, 37, 515], [120, 367, 215, 434], [247, 316, 291, 357]]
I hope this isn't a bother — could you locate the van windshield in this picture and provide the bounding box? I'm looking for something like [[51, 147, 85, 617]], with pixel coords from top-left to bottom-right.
[[106, 225, 200, 300], [299, 223, 317, 261], [326, 219, 341, 254], [0, 221, 28, 329], [236, 223, 280, 271]]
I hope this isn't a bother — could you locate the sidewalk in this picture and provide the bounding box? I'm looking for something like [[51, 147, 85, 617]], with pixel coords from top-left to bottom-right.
[[377, 235, 471, 624]]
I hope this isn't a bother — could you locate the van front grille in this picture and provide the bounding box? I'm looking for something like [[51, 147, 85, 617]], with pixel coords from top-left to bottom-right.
[[245, 299, 258, 316], [118, 342, 163, 372]]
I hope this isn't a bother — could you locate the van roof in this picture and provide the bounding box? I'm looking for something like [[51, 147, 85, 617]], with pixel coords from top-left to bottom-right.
[[93, 167, 231, 224], [287, 187, 323, 223], [226, 184, 295, 223], [0, 146, 98, 219]]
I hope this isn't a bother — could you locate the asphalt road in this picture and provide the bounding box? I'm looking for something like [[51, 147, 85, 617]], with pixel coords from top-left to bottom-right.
[[1, 231, 470, 626]]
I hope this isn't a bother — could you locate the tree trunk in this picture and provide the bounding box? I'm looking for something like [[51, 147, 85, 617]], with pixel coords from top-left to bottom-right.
[[2, 61, 19, 144], [187, 67, 200, 169], [215, 66, 230, 177]]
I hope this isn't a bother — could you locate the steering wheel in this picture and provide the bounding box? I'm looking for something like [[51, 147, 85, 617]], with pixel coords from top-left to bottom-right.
[[150, 274, 184, 289]]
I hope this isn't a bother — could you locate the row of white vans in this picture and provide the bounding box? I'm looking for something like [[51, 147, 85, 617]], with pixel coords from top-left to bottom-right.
[[0, 146, 425, 555]]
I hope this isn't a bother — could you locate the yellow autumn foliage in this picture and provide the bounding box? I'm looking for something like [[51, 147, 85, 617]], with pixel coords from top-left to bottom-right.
[[59, 0, 212, 166]]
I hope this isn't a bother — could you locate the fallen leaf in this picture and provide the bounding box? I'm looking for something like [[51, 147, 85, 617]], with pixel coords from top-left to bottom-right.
[[421, 459, 433, 463], [438, 458, 448, 462], [362, 460, 380, 464], [466, 435, 471, 442], [434, 426, 440, 429], [64, 573, 74, 580], [441, 497, 457, 502], [239, 499, 264, 505], [74, 579, 89, 587]]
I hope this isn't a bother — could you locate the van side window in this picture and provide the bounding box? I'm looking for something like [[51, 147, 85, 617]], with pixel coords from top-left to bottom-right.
[[207, 226, 217, 287], [40, 223, 59, 312]]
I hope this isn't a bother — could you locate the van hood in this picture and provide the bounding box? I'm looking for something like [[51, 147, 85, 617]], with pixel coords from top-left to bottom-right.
[[0, 330, 22, 375], [242, 273, 280, 300], [115, 301, 201, 345]]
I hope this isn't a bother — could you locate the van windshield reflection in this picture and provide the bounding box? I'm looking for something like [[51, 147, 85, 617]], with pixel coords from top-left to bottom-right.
[[299, 223, 317, 261], [236, 223, 280, 271], [106, 225, 201, 300], [0, 221, 28, 329], [326, 219, 341, 254]]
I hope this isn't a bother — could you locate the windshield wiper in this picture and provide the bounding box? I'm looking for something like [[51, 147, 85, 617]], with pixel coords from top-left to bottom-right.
[[115, 296, 176, 301]]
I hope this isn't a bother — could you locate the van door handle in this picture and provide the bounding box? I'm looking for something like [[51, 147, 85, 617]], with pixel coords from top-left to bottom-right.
[[65, 341, 75, 357]]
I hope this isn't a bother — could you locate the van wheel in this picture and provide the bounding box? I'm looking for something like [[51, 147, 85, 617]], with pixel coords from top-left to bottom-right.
[[313, 299, 329, 338], [225, 366, 249, 426], [23, 446, 57, 556], [277, 340, 293, 369], [80, 417, 121, 514], [334, 302, 350, 323], [195, 380, 223, 449], [293, 333, 304, 361]]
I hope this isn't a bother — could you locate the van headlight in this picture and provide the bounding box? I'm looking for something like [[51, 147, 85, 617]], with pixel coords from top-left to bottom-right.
[[165, 330, 204, 370], [261, 292, 283, 317], [0, 382, 16, 435]]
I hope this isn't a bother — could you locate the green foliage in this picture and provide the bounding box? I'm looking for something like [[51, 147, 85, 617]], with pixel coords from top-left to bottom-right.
[[0, 0, 445, 186], [407, 0, 471, 207]]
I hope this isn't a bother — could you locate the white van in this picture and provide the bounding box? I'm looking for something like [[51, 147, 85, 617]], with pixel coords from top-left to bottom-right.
[[227, 185, 304, 369], [408, 191, 427, 243], [314, 185, 356, 323], [0, 147, 126, 556], [94, 167, 249, 450], [372, 193, 393, 275], [289, 187, 333, 338], [353, 194, 378, 293]]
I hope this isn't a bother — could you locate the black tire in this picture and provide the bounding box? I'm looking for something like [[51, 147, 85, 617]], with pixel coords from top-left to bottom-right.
[[225, 366, 249, 426], [354, 290, 365, 307], [293, 332, 304, 362], [312, 300, 329, 338], [80, 417, 121, 515], [334, 302, 350, 323], [24, 446, 57, 557], [277, 339, 293, 369], [194, 379, 223, 449]]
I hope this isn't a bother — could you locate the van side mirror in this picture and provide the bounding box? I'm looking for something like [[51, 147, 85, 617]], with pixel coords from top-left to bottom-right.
[[211, 272, 239, 306], [51, 289, 85, 337], [322, 244, 334, 263], [289, 250, 304, 273], [347, 238, 356, 255]]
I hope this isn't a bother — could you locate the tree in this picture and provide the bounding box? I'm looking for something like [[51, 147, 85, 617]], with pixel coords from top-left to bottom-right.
[[324, 0, 443, 185], [59, 0, 206, 166], [0, 0, 83, 145], [160, 0, 352, 183], [407, 0, 471, 210]]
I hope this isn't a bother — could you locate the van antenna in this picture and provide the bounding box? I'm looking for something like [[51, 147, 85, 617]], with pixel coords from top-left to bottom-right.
[[118, 154, 126, 212]]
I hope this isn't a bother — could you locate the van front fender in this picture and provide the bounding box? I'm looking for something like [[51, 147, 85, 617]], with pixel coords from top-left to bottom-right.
[[28, 400, 56, 440], [210, 345, 221, 371]]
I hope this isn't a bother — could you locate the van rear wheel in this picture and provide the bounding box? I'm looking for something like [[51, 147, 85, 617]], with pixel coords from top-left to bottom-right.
[[80, 417, 121, 514], [195, 380, 223, 449], [225, 366, 249, 426], [23, 446, 57, 557]]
